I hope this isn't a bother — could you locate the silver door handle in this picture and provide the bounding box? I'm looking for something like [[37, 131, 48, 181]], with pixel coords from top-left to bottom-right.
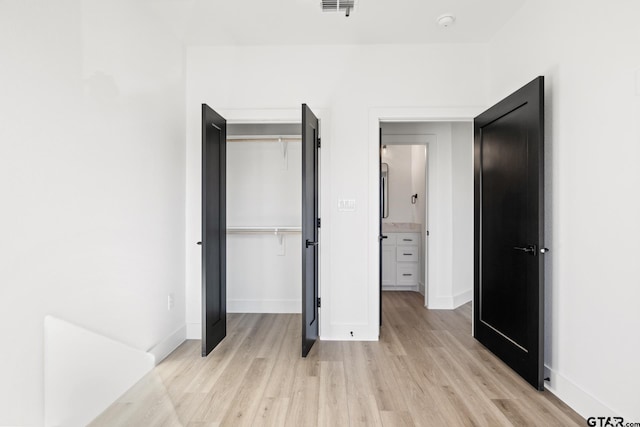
[[513, 245, 537, 255]]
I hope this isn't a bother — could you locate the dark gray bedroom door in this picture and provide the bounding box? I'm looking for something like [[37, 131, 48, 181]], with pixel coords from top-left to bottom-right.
[[473, 77, 546, 390], [302, 104, 320, 357], [201, 104, 227, 357]]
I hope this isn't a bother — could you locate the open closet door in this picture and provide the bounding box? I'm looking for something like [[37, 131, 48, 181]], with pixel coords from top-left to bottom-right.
[[379, 127, 386, 326], [301, 104, 320, 357], [201, 104, 227, 357], [474, 77, 546, 389]]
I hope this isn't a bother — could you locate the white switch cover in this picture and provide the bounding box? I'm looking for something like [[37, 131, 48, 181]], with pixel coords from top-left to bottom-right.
[[338, 199, 356, 211]]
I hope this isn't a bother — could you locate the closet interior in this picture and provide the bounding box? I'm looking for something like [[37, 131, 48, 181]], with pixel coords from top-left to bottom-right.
[[226, 123, 302, 313]]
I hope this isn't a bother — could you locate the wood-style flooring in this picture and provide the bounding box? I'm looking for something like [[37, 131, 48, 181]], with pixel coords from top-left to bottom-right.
[[91, 292, 584, 426]]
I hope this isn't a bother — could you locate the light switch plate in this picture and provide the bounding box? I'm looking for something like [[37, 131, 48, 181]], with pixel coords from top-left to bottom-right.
[[338, 199, 356, 211]]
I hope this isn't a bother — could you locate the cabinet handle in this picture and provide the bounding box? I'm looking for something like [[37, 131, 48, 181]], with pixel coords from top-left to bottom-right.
[[403, 253, 412, 256], [402, 273, 412, 276], [402, 239, 412, 241]]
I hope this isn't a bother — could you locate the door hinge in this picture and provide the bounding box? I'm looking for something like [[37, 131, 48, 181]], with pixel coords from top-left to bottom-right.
[[317, 297, 321, 308], [317, 137, 321, 148], [317, 218, 321, 228]]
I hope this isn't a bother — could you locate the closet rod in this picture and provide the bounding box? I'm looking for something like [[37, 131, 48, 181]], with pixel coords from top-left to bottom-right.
[[227, 226, 301, 234], [226, 135, 301, 143]]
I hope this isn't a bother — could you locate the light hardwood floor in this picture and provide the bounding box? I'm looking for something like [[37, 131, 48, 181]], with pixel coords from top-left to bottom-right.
[[91, 292, 584, 426]]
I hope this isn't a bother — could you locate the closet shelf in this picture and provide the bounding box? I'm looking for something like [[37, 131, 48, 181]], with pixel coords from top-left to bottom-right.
[[227, 135, 301, 143], [227, 226, 301, 234]]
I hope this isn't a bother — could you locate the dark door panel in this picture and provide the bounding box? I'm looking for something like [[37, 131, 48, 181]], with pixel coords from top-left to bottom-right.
[[302, 104, 319, 357], [202, 104, 227, 357], [379, 127, 383, 326], [474, 77, 545, 389]]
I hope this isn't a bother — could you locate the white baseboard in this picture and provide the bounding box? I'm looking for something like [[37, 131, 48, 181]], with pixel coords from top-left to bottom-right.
[[453, 289, 472, 308], [382, 285, 418, 292], [427, 295, 455, 310], [428, 289, 472, 310], [320, 334, 378, 341], [147, 325, 186, 364], [187, 325, 377, 342], [544, 365, 618, 420], [418, 282, 425, 296], [228, 299, 301, 314]]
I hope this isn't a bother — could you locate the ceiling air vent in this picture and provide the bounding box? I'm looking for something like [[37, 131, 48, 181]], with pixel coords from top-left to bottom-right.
[[322, 0, 355, 17]]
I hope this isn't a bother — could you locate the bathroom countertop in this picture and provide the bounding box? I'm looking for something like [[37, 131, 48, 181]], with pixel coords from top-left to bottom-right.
[[382, 222, 422, 233]]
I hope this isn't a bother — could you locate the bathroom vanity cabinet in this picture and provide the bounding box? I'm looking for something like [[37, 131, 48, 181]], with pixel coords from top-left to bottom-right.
[[382, 232, 420, 290]]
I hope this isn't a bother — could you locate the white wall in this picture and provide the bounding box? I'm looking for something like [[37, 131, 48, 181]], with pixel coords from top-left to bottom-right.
[[410, 145, 427, 229], [410, 145, 427, 287], [451, 122, 474, 301], [0, 1, 186, 425], [226, 140, 301, 313], [489, 0, 640, 420], [185, 44, 488, 341]]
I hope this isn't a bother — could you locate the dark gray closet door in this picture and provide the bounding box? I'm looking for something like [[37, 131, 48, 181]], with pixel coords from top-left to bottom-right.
[[201, 104, 227, 357], [301, 104, 320, 357]]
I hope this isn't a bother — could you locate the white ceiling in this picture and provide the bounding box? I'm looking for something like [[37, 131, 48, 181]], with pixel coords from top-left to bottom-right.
[[146, 0, 527, 46]]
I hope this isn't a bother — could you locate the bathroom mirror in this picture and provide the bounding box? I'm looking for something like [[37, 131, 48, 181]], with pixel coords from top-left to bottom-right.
[[381, 163, 389, 218]]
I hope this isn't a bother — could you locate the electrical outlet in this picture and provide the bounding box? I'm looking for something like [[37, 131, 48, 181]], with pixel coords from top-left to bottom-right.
[[167, 293, 174, 311]]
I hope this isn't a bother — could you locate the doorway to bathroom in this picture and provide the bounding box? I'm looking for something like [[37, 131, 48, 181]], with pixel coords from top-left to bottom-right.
[[378, 121, 474, 322], [380, 136, 429, 295]]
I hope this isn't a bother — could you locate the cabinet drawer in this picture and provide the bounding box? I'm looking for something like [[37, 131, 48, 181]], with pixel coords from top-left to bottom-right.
[[397, 233, 420, 245], [382, 233, 396, 246], [396, 245, 418, 262], [397, 263, 419, 285]]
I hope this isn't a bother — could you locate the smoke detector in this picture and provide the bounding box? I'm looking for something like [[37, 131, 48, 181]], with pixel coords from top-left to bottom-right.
[[437, 14, 456, 27], [322, 0, 355, 17]]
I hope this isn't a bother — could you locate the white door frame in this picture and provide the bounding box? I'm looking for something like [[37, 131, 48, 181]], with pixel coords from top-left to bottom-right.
[[369, 107, 481, 331]]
